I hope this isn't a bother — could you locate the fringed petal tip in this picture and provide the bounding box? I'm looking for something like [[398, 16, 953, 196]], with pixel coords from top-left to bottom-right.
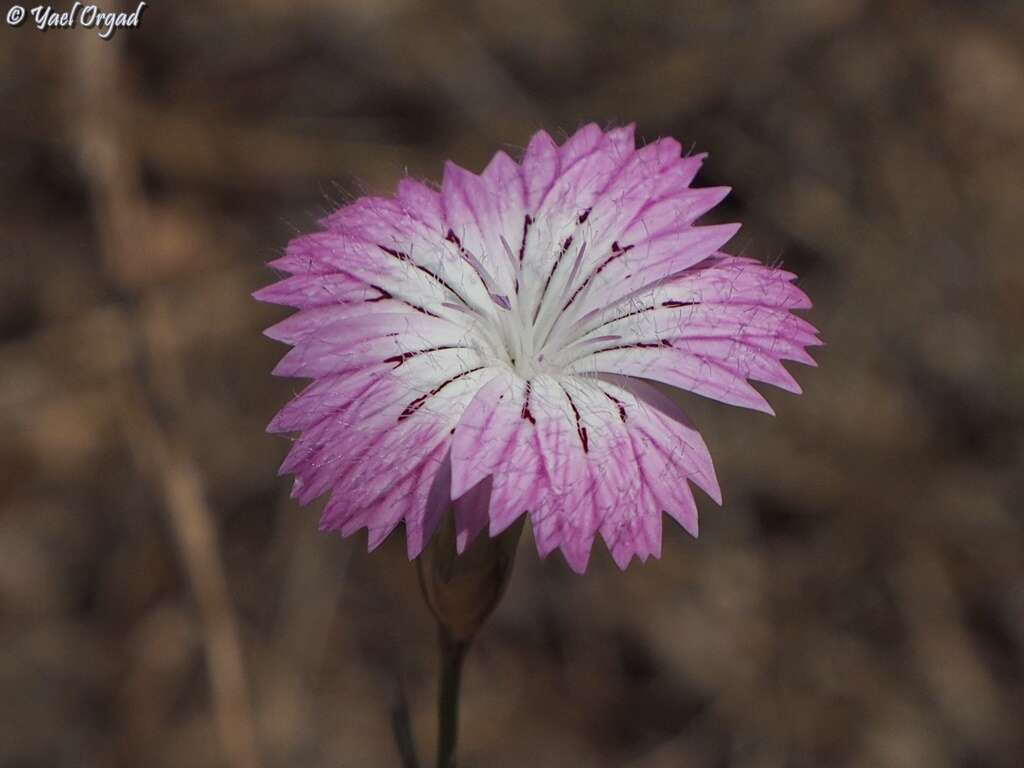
[[313, 483, 711, 575]]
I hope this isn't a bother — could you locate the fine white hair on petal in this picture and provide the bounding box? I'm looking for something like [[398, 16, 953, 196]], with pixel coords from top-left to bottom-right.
[[256, 123, 821, 572]]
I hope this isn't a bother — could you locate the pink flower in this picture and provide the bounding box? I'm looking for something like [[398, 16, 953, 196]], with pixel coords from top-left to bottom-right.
[[256, 124, 821, 572]]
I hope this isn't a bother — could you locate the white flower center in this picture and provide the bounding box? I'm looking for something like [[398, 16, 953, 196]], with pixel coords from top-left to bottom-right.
[[449, 217, 624, 381]]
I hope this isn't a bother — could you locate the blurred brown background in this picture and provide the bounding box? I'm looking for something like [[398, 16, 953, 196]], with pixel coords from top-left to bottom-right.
[[2, 1, 1023, 766]]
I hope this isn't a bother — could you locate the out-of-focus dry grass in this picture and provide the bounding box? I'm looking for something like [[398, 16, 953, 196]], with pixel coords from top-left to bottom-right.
[[2, 1, 1023, 766]]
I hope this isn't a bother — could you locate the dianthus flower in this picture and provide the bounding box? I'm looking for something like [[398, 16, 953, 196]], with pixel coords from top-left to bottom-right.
[[256, 123, 820, 573]]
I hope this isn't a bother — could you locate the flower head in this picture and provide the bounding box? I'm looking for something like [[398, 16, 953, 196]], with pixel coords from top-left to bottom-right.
[[256, 124, 820, 572]]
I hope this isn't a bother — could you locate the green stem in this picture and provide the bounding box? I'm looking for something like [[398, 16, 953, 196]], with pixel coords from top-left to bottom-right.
[[436, 630, 468, 768], [416, 514, 524, 768]]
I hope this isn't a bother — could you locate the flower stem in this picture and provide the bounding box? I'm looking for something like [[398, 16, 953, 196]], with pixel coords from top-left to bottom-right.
[[436, 630, 468, 768], [416, 511, 524, 768]]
